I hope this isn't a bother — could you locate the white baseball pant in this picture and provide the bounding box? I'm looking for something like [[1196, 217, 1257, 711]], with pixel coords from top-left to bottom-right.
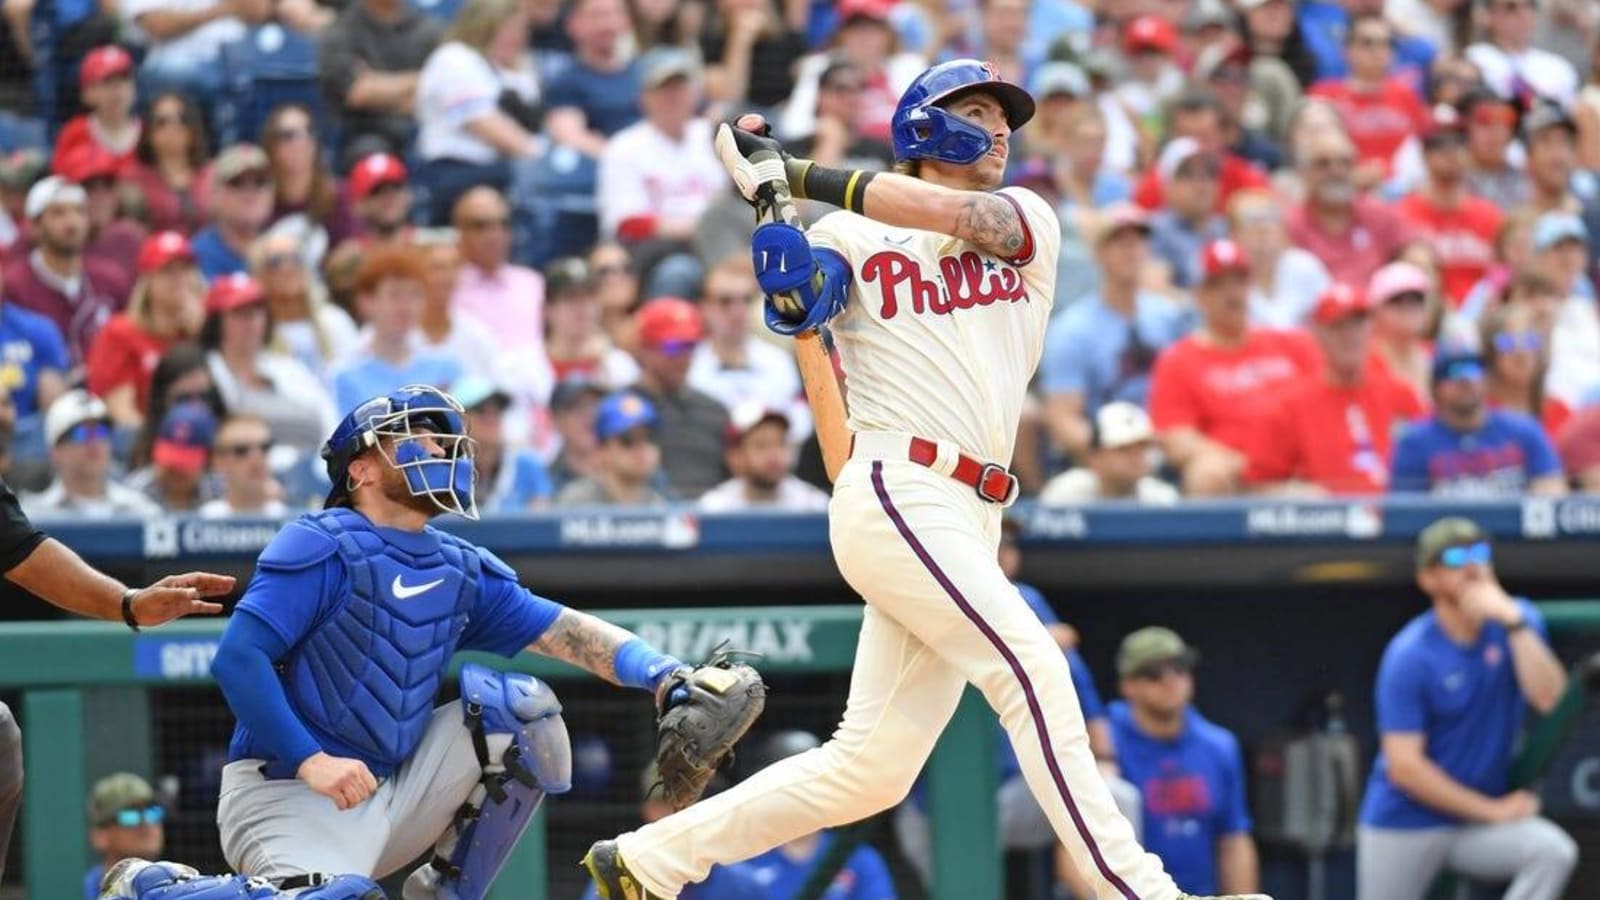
[[615, 438, 1179, 900]]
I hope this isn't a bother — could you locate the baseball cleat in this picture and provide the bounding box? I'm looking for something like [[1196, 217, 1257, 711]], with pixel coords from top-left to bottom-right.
[[583, 840, 665, 900]]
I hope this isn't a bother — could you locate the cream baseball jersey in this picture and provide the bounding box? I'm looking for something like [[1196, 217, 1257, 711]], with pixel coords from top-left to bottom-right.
[[807, 186, 1061, 464]]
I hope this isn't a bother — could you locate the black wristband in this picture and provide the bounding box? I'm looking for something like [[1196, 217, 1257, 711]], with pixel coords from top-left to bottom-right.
[[793, 161, 876, 214], [121, 588, 140, 632]]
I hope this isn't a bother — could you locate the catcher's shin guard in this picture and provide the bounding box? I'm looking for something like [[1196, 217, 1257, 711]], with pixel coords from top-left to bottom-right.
[[97, 859, 384, 900], [403, 664, 571, 900]]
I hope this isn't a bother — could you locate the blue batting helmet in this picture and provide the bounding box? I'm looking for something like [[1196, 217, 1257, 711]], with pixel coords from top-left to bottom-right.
[[890, 59, 1036, 165], [322, 384, 478, 520]]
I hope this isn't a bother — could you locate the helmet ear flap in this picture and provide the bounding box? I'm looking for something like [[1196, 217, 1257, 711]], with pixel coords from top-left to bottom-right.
[[892, 105, 993, 165]]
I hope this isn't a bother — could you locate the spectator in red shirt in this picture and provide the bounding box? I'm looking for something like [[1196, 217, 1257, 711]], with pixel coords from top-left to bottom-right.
[[1, 177, 126, 367], [1479, 300, 1570, 439], [1556, 401, 1600, 491], [1309, 13, 1429, 178], [84, 232, 205, 432], [1149, 239, 1322, 495], [50, 46, 141, 179], [1251, 284, 1425, 495], [1287, 128, 1416, 288], [60, 146, 146, 297], [123, 92, 213, 236], [1396, 106, 1502, 307], [1134, 89, 1270, 213]]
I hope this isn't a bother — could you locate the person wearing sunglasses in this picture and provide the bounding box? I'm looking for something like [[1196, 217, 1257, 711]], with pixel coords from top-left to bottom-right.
[[1357, 517, 1576, 900], [554, 390, 671, 507], [1389, 349, 1568, 496], [1479, 301, 1571, 439], [1107, 627, 1261, 897], [22, 389, 159, 519], [197, 414, 287, 519], [190, 145, 277, 281], [84, 773, 166, 900], [1286, 127, 1417, 291]]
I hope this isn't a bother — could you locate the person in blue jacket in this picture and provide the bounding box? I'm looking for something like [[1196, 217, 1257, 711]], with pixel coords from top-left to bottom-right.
[[100, 384, 700, 900], [742, 731, 898, 900], [1356, 517, 1577, 900], [1110, 627, 1262, 897]]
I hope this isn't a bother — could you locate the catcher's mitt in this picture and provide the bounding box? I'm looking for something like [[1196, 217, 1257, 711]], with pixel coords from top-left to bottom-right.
[[653, 647, 767, 810]]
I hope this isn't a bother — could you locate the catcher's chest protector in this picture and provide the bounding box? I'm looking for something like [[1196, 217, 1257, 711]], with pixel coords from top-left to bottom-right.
[[282, 509, 480, 775]]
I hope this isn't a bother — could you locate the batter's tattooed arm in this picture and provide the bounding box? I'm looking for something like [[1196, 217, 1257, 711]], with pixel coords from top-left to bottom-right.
[[951, 193, 1027, 260], [529, 608, 637, 684]]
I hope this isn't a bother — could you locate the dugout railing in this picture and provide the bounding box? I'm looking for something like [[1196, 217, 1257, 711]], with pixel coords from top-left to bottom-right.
[[3, 602, 1599, 900]]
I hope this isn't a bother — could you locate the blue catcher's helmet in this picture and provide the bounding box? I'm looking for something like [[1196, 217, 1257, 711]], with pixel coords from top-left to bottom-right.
[[321, 385, 478, 520], [890, 59, 1036, 166]]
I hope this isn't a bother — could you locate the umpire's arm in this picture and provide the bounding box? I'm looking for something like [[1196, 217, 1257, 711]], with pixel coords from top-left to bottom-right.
[[0, 478, 232, 626]]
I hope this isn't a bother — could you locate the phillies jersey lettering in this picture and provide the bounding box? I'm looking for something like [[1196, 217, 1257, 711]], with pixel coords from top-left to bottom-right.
[[807, 186, 1061, 463], [860, 250, 1029, 319]]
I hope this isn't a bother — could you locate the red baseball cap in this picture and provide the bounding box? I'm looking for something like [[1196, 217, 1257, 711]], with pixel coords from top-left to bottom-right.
[[80, 46, 134, 87], [837, 0, 895, 25], [1313, 283, 1371, 324], [348, 153, 408, 202], [1124, 16, 1178, 54], [1421, 104, 1466, 143], [635, 297, 704, 352], [1201, 239, 1250, 280], [57, 146, 118, 184], [205, 273, 265, 314], [138, 231, 195, 274]]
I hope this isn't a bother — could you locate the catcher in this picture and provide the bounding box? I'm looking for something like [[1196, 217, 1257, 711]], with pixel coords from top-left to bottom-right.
[[104, 385, 763, 900]]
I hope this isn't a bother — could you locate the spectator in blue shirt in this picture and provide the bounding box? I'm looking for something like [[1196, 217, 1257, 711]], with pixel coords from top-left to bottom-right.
[[544, 0, 643, 155], [1147, 139, 1230, 291], [329, 247, 464, 415], [1110, 627, 1260, 897], [190, 146, 275, 281], [1389, 350, 1567, 496], [453, 376, 552, 512], [1356, 517, 1577, 900], [741, 731, 897, 900], [0, 285, 69, 421], [1040, 203, 1191, 461]]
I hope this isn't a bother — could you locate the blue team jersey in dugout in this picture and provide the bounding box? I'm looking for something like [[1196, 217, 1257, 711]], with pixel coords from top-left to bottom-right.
[[744, 832, 896, 900], [1360, 599, 1546, 829], [225, 509, 562, 776], [1108, 703, 1252, 895]]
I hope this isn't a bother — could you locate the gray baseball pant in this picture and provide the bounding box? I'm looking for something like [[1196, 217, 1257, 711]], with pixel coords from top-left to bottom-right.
[[1356, 818, 1578, 900]]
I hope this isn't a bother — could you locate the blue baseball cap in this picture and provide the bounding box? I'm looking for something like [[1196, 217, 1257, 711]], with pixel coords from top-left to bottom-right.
[[594, 391, 659, 442], [1432, 350, 1485, 384]]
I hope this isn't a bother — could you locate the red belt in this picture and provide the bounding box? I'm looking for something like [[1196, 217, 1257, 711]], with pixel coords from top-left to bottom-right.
[[904, 436, 1019, 505]]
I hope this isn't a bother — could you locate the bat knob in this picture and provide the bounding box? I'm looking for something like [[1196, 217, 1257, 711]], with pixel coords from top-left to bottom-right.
[[736, 113, 769, 135]]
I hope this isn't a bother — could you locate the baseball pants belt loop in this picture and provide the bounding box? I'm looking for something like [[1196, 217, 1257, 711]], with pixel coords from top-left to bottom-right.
[[851, 431, 1019, 507]]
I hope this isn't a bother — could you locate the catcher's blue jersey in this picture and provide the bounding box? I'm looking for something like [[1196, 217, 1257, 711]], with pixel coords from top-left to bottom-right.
[[224, 508, 561, 777]]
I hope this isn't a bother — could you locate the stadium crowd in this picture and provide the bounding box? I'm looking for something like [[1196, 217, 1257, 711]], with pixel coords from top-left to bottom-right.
[[0, 0, 1599, 515]]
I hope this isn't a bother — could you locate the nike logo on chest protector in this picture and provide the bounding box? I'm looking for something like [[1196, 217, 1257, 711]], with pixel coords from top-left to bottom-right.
[[392, 574, 446, 599]]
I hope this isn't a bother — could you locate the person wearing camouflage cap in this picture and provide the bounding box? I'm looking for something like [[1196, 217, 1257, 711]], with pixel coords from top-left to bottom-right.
[[1109, 626, 1262, 896], [85, 773, 165, 900], [1356, 517, 1576, 900]]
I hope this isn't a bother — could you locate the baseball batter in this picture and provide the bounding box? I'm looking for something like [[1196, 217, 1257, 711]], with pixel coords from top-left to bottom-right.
[[99, 384, 702, 900], [585, 61, 1269, 900]]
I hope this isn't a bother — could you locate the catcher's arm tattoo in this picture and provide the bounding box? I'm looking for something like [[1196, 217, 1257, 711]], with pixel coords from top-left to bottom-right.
[[528, 608, 637, 684]]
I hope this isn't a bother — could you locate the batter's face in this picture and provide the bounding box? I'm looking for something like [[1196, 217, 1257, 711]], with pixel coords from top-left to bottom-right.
[[922, 92, 1011, 190]]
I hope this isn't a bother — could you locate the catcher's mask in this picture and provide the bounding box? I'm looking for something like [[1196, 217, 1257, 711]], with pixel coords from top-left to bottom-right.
[[321, 385, 479, 520]]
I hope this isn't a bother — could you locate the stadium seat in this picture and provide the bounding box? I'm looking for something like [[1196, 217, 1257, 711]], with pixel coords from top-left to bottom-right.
[[213, 24, 325, 147]]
